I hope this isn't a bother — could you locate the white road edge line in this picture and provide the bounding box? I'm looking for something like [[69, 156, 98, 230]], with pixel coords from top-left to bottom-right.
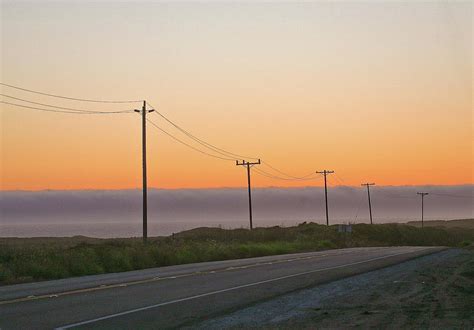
[[55, 248, 434, 329], [0, 248, 413, 305]]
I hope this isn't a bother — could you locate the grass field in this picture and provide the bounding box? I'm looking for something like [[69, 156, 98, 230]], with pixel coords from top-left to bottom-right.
[[1, 220, 473, 285]]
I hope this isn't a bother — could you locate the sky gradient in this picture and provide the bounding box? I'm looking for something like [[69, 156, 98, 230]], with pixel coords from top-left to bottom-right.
[[1, 1, 472, 190]]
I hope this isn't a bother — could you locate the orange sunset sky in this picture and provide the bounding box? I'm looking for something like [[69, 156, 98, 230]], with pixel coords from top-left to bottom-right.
[[1, 1, 472, 190]]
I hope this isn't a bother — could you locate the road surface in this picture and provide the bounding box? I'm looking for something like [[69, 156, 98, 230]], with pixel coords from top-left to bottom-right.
[[0, 246, 446, 329]]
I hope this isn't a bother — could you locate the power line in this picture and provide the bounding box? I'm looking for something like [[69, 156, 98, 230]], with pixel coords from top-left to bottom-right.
[[148, 103, 319, 180], [155, 108, 319, 180], [253, 168, 302, 181], [149, 103, 258, 161], [0, 101, 133, 115], [374, 192, 414, 200], [334, 173, 346, 185], [146, 118, 236, 161], [429, 193, 472, 198], [0, 82, 142, 103], [376, 192, 471, 200], [253, 167, 322, 181], [329, 174, 344, 186], [0, 94, 133, 113], [351, 190, 366, 224], [260, 161, 316, 180], [254, 167, 322, 181], [1, 89, 324, 181]]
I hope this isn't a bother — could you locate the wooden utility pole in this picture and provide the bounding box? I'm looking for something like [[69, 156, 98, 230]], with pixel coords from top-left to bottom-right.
[[135, 101, 154, 243], [316, 170, 334, 226], [417, 192, 429, 228], [236, 159, 261, 230], [361, 183, 375, 224]]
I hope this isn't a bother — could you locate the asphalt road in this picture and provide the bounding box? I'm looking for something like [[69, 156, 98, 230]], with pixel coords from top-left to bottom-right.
[[0, 246, 446, 329]]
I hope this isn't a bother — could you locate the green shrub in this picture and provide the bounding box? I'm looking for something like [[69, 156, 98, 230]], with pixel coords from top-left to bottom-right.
[[459, 240, 472, 248]]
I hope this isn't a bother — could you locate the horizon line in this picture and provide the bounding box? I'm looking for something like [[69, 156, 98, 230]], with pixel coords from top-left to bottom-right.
[[1, 183, 473, 193]]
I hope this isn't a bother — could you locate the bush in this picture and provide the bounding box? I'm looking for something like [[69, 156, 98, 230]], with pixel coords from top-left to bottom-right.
[[459, 240, 472, 248]]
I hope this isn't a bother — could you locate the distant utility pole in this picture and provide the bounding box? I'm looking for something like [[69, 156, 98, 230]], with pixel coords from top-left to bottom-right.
[[361, 183, 375, 224], [316, 170, 334, 226], [417, 192, 429, 228], [134, 101, 155, 243], [236, 159, 261, 230]]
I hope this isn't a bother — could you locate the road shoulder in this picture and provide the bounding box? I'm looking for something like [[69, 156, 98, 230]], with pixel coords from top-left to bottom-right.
[[193, 248, 474, 329]]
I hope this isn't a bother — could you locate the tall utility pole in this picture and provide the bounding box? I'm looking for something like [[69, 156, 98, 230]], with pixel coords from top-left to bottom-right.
[[316, 170, 334, 226], [236, 159, 261, 230], [134, 101, 154, 243], [417, 192, 429, 228], [361, 183, 375, 224]]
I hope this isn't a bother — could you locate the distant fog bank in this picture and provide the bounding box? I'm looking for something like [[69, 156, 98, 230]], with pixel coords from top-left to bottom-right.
[[1, 185, 472, 238]]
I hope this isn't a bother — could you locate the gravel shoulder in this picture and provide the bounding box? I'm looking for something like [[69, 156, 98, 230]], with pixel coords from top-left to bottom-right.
[[193, 248, 474, 329]]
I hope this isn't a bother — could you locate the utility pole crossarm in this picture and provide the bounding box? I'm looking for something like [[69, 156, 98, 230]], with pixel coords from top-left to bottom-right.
[[236, 160, 261, 166], [316, 170, 335, 175], [236, 159, 261, 230]]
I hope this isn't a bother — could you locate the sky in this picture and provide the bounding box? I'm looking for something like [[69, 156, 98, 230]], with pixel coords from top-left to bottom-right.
[[1, 1, 472, 190]]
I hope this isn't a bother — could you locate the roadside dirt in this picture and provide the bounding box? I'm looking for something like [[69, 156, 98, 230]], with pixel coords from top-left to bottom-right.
[[194, 249, 474, 329], [281, 249, 474, 329]]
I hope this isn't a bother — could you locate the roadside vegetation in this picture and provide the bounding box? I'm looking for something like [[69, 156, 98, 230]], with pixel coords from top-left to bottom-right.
[[1, 221, 473, 285]]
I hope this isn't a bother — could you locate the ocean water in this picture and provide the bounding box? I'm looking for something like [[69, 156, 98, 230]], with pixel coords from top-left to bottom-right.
[[0, 217, 309, 238]]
